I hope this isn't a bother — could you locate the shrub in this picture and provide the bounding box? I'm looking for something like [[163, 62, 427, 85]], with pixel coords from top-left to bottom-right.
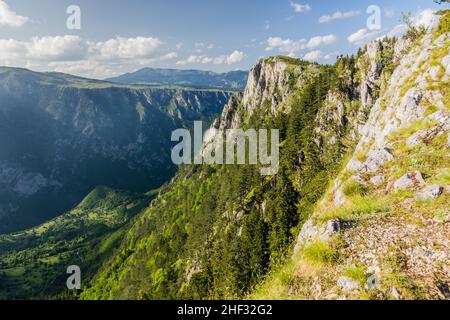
[[435, 10, 450, 37], [343, 265, 368, 286], [302, 240, 337, 265], [343, 179, 367, 197]]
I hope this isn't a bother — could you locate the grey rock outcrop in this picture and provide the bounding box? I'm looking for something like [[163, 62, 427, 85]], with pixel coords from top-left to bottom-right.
[[393, 172, 426, 191], [416, 185, 444, 200], [294, 219, 351, 253], [338, 276, 360, 293]]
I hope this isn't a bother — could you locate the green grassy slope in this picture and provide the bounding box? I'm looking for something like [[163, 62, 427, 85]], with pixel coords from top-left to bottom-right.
[[0, 186, 155, 299]]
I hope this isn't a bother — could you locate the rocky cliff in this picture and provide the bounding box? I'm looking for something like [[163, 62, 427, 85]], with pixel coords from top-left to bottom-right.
[[11, 12, 447, 301], [254, 16, 449, 300], [0, 68, 233, 233]]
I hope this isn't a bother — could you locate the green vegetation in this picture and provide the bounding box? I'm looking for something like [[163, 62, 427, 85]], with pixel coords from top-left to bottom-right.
[[80, 58, 358, 300], [435, 10, 450, 37], [302, 240, 337, 265], [315, 195, 388, 224], [0, 187, 152, 299]]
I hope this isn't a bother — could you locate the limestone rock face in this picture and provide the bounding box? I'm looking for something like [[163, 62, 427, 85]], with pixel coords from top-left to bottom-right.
[[294, 219, 351, 253], [416, 185, 444, 200], [393, 172, 426, 191], [243, 58, 292, 116], [360, 148, 394, 173], [338, 277, 360, 293]]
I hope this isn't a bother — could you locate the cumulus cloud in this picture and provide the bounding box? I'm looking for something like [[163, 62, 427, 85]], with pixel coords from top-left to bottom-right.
[[160, 52, 178, 60], [0, 1, 28, 27], [0, 36, 88, 61], [176, 50, 245, 66], [306, 34, 337, 49], [91, 36, 163, 60], [319, 10, 361, 23], [347, 28, 379, 44], [0, 35, 175, 78], [266, 34, 336, 56], [412, 8, 439, 30], [303, 50, 322, 61], [289, 1, 311, 13], [30, 36, 88, 61], [225, 50, 245, 64], [324, 51, 340, 60], [378, 9, 439, 41], [266, 37, 306, 55]]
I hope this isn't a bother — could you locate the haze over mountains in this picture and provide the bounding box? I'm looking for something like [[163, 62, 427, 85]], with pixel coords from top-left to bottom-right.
[[0, 67, 234, 233], [106, 68, 248, 91]]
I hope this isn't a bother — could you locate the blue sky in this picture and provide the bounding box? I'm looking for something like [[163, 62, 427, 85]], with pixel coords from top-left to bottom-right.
[[0, 0, 446, 78]]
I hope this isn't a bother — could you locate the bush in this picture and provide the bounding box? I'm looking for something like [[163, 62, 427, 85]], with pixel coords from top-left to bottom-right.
[[343, 179, 367, 197], [436, 10, 450, 36], [302, 240, 337, 265]]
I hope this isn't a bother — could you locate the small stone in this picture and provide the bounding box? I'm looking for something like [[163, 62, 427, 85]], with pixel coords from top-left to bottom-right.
[[325, 293, 338, 300], [416, 185, 443, 200], [338, 276, 360, 293], [391, 287, 401, 300], [333, 188, 346, 206], [393, 171, 426, 191], [360, 148, 394, 173], [429, 66, 441, 81], [370, 175, 385, 187]]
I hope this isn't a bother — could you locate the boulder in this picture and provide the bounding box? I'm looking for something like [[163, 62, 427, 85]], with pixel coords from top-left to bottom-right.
[[407, 111, 450, 146], [333, 188, 346, 206], [337, 277, 360, 293], [370, 175, 385, 187], [416, 185, 443, 200], [360, 148, 394, 173], [294, 219, 351, 253], [393, 171, 426, 191]]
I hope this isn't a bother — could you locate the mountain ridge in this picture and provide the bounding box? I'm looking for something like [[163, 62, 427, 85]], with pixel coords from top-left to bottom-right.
[[106, 67, 248, 91], [0, 67, 233, 233], [81, 12, 449, 300]]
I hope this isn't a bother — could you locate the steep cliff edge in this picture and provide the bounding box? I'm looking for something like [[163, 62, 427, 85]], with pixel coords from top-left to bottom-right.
[[0, 68, 232, 233], [81, 13, 449, 301], [253, 16, 450, 300]]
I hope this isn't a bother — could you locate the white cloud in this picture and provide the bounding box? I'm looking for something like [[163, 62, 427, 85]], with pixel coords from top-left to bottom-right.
[[319, 10, 361, 23], [30, 36, 88, 61], [92, 36, 163, 60], [378, 9, 439, 40], [0, 35, 174, 78], [226, 50, 245, 64], [0, 1, 28, 27], [160, 52, 178, 60], [413, 8, 439, 30], [0, 36, 88, 61], [306, 34, 337, 49], [0, 38, 27, 59], [289, 1, 311, 13], [266, 34, 336, 56], [324, 51, 340, 60], [266, 37, 306, 55], [176, 50, 245, 66], [347, 28, 379, 44], [303, 50, 322, 61], [385, 24, 407, 38]]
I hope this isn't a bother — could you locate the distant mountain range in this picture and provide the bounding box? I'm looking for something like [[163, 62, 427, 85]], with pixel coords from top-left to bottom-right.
[[0, 67, 233, 233], [106, 68, 248, 91]]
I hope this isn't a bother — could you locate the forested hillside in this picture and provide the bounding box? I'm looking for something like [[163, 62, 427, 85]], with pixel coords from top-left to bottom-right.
[[0, 186, 156, 299], [81, 12, 449, 300]]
